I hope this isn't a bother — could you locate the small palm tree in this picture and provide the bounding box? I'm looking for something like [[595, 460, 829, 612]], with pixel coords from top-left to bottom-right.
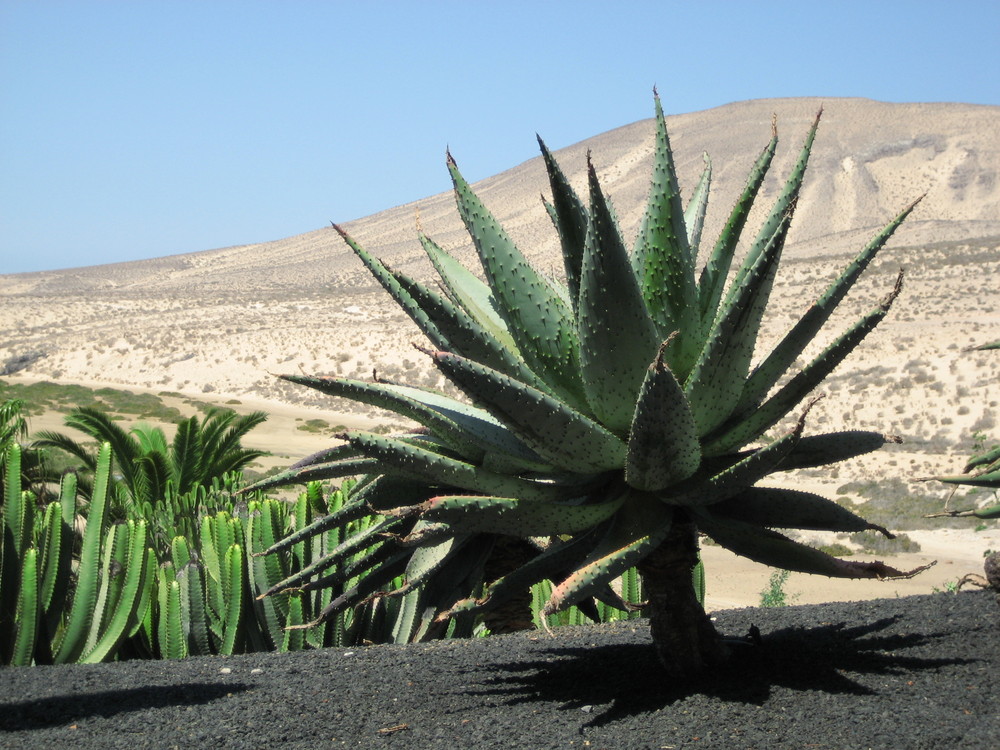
[[33, 406, 268, 514]]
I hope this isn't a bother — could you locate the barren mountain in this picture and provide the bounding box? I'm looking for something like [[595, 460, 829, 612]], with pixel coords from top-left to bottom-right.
[[3, 97, 998, 298]]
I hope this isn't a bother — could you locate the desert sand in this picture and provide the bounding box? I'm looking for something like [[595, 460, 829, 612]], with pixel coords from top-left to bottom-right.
[[2, 97, 999, 611]]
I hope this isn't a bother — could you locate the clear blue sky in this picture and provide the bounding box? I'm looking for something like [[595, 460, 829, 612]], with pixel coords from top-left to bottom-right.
[[2, 1, 998, 274]]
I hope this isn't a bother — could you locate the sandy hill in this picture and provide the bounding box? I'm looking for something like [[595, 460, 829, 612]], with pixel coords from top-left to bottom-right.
[[3, 97, 998, 298]]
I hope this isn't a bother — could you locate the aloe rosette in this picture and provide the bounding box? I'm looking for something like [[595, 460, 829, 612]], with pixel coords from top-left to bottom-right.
[[252, 95, 928, 676]]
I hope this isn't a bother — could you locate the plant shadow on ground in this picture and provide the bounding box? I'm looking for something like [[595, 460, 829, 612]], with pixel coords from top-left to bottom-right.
[[0, 683, 251, 731], [474, 617, 975, 728]]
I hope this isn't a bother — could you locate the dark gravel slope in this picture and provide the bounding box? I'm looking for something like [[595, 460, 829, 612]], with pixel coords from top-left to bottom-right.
[[2, 591, 997, 749]]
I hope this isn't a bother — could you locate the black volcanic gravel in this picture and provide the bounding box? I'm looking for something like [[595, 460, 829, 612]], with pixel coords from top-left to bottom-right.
[[1, 591, 997, 749]]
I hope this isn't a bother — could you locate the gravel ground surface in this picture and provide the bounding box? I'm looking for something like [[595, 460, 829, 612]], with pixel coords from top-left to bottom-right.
[[1, 591, 997, 749]]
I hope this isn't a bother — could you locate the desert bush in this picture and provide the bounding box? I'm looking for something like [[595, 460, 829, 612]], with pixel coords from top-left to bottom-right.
[[817, 542, 854, 557], [297, 418, 331, 434], [849, 530, 921, 555], [835, 479, 966, 529], [759, 569, 793, 607]]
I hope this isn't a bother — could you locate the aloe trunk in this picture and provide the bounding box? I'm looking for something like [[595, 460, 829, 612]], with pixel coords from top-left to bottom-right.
[[480, 537, 537, 634], [638, 516, 725, 677]]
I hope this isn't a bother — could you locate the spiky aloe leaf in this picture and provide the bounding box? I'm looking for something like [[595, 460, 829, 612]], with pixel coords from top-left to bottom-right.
[[726, 109, 821, 303], [704, 272, 905, 455], [538, 136, 589, 308], [408, 539, 494, 642], [684, 153, 712, 251], [333, 223, 451, 354], [695, 509, 931, 579], [384, 534, 493, 642], [427, 350, 625, 473], [697, 123, 777, 334], [447, 153, 587, 410], [933, 471, 1000, 489], [289, 443, 362, 471], [974, 504, 1000, 519], [964, 444, 1000, 473], [298, 553, 410, 629], [257, 516, 404, 598], [277, 375, 547, 471], [288, 545, 410, 597], [350, 474, 439, 514], [625, 340, 701, 491], [684, 208, 792, 437], [403, 492, 625, 537], [739, 196, 923, 411], [666, 408, 809, 507], [543, 492, 674, 616], [246, 455, 379, 493], [778, 431, 901, 471], [396, 519, 454, 547], [577, 155, 661, 434], [441, 523, 609, 622], [389, 264, 550, 389], [396, 534, 470, 595], [710, 487, 891, 534], [419, 233, 515, 349], [342, 430, 585, 503], [633, 93, 699, 360]]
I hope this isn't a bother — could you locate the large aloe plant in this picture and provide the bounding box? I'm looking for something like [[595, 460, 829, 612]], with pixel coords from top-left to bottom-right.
[[253, 95, 928, 676]]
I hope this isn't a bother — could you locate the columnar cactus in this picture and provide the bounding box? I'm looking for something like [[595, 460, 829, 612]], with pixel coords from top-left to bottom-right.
[[253, 94, 928, 676]]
